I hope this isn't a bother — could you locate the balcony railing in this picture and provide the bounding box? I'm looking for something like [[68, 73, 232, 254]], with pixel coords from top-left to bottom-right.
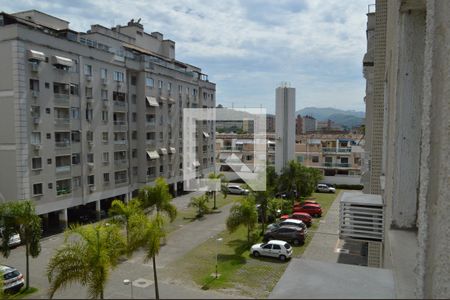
[[56, 165, 71, 173], [57, 187, 72, 196], [55, 141, 71, 148], [115, 178, 128, 185], [113, 101, 127, 111], [322, 163, 352, 168], [322, 147, 352, 153], [113, 121, 128, 131], [54, 93, 70, 106], [54, 118, 70, 128], [114, 159, 129, 168]]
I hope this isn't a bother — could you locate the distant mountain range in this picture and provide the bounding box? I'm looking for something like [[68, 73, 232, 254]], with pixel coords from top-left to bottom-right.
[[296, 107, 365, 129]]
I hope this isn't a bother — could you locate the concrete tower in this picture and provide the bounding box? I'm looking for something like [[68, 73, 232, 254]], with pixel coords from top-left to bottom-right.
[[275, 84, 296, 173]]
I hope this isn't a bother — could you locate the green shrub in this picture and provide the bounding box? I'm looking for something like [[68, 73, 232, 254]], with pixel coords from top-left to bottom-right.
[[333, 184, 364, 190]]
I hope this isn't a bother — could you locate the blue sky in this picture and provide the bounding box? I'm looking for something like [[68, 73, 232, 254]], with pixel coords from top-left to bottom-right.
[[4, 0, 372, 113]]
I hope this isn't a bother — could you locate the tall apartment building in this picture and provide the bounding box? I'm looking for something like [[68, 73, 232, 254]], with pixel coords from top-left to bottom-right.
[[0, 10, 215, 230], [275, 84, 295, 173], [354, 1, 450, 298], [295, 114, 303, 135], [302, 115, 317, 133]]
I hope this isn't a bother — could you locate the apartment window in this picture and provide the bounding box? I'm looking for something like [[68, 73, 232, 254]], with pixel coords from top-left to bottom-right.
[[101, 111, 108, 122], [31, 132, 41, 145], [192, 89, 197, 96], [46, 108, 51, 114], [31, 157, 42, 170], [46, 133, 51, 139], [186, 87, 190, 95], [131, 94, 137, 104], [340, 157, 349, 164], [145, 77, 154, 88], [312, 156, 319, 163], [158, 80, 163, 89], [178, 85, 182, 94], [86, 109, 93, 121], [146, 132, 155, 140], [45, 82, 50, 89], [30, 79, 39, 91], [71, 131, 80, 142], [113, 71, 124, 82], [159, 165, 164, 174], [167, 82, 172, 92], [48, 183, 53, 189], [70, 107, 80, 119], [132, 167, 138, 176], [101, 89, 108, 100], [148, 167, 156, 177], [47, 158, 52, 165], [131, 75, 137, 86], [159, 132, 163, 142], [53, 82, 69, 95], [132, 131, 137, 140], [113, 91, 126, 102], [203, 92, 207, 99], [87, 153, 94, 163], [87, 175, 95, 186], [73, 176, 81, 188], [103, 173, 110, 183], [84, 64, 92, 76], [146, 114, 155, 124], [132, 149, 137, 158], [85, 87, 93, 99], [132, 113, 137, 122], [102, 152, 109, 163], [87, 131, 93, 142], [72, 153, 80, 165], [70, 83, 79, 95], [325, 157, 332, 163], [100, 68, 107, 79], [32, 183, 43, 196], [102, 132, 109, 143], [29, 105, 39, 118], [114, 170, 127, 184]]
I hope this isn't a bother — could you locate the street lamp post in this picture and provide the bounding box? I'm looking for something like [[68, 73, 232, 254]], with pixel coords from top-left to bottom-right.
[[123, 279, 133, 299], [215, 237, 223, 278]]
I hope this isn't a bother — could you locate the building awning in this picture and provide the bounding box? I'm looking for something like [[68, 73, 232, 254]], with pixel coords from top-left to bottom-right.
[[146, 151, 160, 160], [168, 97, 176, 103], [159, 96, 167, 101], [146, 96, 159, 107], [267, 140, 276, 144], [52, 55, 73, 67], [169, 147, 176, 154], [193, 161, 200, 167], [28, 50, 45, 61], [159, 148, 168, 155], [203, 132, 210, 138]]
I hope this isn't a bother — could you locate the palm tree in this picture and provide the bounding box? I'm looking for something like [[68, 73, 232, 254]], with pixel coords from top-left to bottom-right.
[[128, 214, 165, 300], [207, 172, 228, 210], [47, 223, 125, 299], [226, 196, 258, 243], [108, 198, 143, 248], [188, 194, 210, 218], [279, 160, 300, 202], [138, 177, 177, 222], [136, 178, 177, 299], [0, 200, 41, 290]]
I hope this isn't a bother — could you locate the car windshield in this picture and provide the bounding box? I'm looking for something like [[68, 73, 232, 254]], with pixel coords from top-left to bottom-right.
[[284, 243, 291, 250], [3, 270, 20, 280]]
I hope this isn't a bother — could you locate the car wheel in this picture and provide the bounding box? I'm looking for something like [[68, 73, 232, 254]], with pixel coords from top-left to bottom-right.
[[253, 251, 260, 257], [279, 255, 286, 261]]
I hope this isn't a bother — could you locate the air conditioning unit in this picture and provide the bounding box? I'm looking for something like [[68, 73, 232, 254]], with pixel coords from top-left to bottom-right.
[[32, 144, 41, 150], [101, 78, 108, 85], [88, 141, 93, 147], [88, 162, 94, 169], [30, 63, 39, 72], [31, 90, 39, 98], [89, 185, 96, 192], [33, 117, 40, 125], [85, 75, 92, 81]]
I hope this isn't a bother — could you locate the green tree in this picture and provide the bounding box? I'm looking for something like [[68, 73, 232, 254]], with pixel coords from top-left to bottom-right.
[[266, 166, 279, 197], [226, 197, 257, 242], [138, 177, 177, 222], [279, 160, 299, 202], [128, 214, 165, 300], [46, 223, 125, 299], [108, 198, 143, 248], [279, 160, 323, 202], [207, 172, 228, 210], [0, 200, 41, 290], [136, 178, 176, 300], [188, 194, 210, 218]]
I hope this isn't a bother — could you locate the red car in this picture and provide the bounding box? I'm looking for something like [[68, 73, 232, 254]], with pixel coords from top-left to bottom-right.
[[293, 204, 322, 217], [280, 213, 312, 227]]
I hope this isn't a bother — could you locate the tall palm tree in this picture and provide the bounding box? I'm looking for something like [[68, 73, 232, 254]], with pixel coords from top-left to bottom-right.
[[108, 198, 143, 248], [128, 214, 165, 300], [46, 223, 125, 299], [136, 178, 177, 300], [207, 172, 228, 210], [226, 196, 258, 243], [138, 177, 177, 222], [188, 194, 210, 218], [0, 200, 41, 290]]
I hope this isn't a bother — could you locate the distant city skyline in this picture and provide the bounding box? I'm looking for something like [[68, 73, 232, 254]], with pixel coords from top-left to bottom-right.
[[3, 0, 372, 113]]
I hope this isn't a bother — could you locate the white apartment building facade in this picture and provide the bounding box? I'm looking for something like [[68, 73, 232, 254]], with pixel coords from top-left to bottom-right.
[[0, 10, 215, 230]]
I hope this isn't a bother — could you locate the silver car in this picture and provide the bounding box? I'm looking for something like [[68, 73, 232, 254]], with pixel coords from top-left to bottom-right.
[[1, 265, 24, 293], [251, 240, 293, 261], [227, 185, 249, 195]]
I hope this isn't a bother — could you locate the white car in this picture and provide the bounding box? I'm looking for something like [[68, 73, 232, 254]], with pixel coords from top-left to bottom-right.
[[0, 265, 24, 293], [0, 229, 21, 248], [250, 240, 293, 261], [316, 184, 336, 193], [227, 185, 249, 195]]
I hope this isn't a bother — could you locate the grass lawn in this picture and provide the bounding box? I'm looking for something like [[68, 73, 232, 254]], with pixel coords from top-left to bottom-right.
[[166, 190, 341, 298], [7, 287, 38, 299], [164, 194, 244, 235]]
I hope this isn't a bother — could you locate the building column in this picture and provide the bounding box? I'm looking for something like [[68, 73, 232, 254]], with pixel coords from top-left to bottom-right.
[[59, 208, 68, 230], [173, 182, 178, 196], [96, 200, 101, 221]]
